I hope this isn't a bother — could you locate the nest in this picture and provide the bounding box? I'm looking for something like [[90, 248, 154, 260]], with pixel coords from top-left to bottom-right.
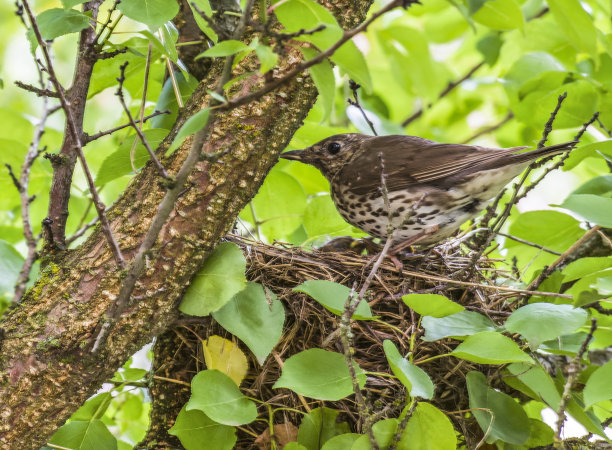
[[183, 234, 532, 448]]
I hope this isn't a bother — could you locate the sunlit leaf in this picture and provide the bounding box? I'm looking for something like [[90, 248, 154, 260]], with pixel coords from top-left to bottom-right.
[[202, 335, 248, 386], [118, 0, 179, 31], [196, 40, 251, 59], [49, 420, 118, 450], [584, 360, 612, 408], [402, 293, 464, 318], [36, 8, 90, 40], [167, 108, 210, 154]]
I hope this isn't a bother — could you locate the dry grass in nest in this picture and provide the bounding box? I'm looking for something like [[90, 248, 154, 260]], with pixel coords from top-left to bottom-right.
[[183, 234, 557, 448]]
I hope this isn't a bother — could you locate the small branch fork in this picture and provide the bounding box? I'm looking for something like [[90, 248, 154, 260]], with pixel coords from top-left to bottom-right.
[[115, 62, 169, 179], [83, 110, 170, 143], [554, 318, 597, 444]]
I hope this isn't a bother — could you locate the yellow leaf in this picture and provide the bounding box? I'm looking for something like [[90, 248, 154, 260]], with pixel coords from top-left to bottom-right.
[[202, 335, 248, 386]]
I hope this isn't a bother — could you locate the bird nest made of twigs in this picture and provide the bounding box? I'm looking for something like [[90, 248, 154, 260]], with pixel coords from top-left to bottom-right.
[[169, 234, 544, 448]]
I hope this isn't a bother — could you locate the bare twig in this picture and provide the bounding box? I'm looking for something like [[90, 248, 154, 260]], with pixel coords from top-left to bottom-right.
[[94, 0, 121, 47], [401, 62, 484, 127], [14, 81, 59, 98], [554, 318, 597, 444], [525, 226, 601, 294], [115, 62, 168, 179], [596, 116, 612, 138], [461, 112, 513, 144], [538, 92, 567, 148], [83, 110, 170, 143], [21, 0, 124, 266], [496, 232, 561, 255], [348, 79, 378, 136]]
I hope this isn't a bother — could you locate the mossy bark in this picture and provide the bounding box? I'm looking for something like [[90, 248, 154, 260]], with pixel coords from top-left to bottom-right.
[[0, 1, 373, 447]]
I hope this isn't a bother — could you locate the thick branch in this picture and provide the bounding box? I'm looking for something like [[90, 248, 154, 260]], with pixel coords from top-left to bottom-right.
[[0, 1, 374, 447]]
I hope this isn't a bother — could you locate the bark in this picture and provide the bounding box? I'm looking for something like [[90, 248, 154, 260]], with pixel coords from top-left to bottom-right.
[[44, 0, 103, 250], [0, 1, 372, 447]]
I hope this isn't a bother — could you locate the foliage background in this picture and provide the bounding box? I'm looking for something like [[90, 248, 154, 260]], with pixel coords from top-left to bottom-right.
[[1, 0, 612, 448]]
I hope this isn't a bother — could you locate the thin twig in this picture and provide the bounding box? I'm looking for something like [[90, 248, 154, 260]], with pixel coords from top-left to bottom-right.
[[401, 62, 484, 127], [496, 232, 562, 255], [14, 80, 59, 98], [95, 0, 121, 47], [554, 318, 597, 444], [191, 2, 230, 40], [461, 112, 513, 144], [83, 110, 170, 143], [525, 226, 601, 294], [348, 79, 377, 136], [538, 92, 568, 148], [159, 29, 184, 108], [21, 0, 125, 267], [115, 62, 169, 179], [388, 401, 417, 450]]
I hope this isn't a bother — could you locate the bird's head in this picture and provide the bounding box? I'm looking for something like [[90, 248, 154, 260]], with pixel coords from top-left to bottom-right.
[[280, 133, 370, 179]]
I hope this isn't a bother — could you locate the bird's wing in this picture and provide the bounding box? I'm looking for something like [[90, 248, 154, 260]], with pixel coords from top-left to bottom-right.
[[337, 135, 527, 195]]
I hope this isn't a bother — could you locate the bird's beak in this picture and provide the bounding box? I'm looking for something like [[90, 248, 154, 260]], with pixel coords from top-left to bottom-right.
[[280, 149, 306, 161]]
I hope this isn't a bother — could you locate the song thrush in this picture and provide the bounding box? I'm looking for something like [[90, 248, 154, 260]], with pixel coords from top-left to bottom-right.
[[280, 134, 576, 245]]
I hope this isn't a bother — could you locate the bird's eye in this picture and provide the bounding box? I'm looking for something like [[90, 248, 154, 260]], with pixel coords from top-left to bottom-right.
[[327, 142, 341, 155]]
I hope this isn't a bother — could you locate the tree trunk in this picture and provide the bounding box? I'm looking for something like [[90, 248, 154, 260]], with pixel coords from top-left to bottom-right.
[[0, 1, 372, 447]]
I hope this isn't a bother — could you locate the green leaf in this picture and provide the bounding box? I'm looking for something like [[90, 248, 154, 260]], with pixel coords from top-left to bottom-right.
[[472, 0, 525, 30], [71, 393, 112, 421], [213, 282, 285, 364], [152, 72, 198, 130], [524, 419, 555, 448], [293, 280, 373, 320], [273, 349, 366, 401], [302, 195, 361, 239], [61, 0, 87, 8], [504, 303, 588, 348], [189, 0, 218, 43], [197, 40, 251, 58], [320, 433, 362, 450], [241, 169, 306, 240], [0, 239, 24, 296], [49, 420, 118, 450], [255, 44, 279, 73], [547, 0, 598, 60], [560, 194, 612, 227], [398, 403, 457, 449], [180, 242, 246, 316], [383, 340, 434, 399], [301, 47, 335, 121], [118, 0, 179, 31], [477, 33, 503, 65], [36, 8, 90, 40], [421, 310, 497, 341], [451, 331, 534, 364], [298, 408, 350, 450], [466, 371, 530, 445], [96, 129, 169, 186], [169, 405, 237, 450], [571, 174, 612, 196], [402, 293, 464, 318], [564, 140, 612, 170], [274, 0, 371, 92], [505, 363, 561, 410], [584, 360, 612, 408], [167, 108, 210, 154], [187, 370, 257, 426]]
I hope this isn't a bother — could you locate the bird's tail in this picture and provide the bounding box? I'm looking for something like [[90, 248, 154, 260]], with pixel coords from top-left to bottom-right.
[[509, 141, 578, 164]]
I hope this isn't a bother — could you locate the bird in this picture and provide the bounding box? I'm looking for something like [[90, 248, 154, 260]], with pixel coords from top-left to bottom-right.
[[280, 133, 576, 246]]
